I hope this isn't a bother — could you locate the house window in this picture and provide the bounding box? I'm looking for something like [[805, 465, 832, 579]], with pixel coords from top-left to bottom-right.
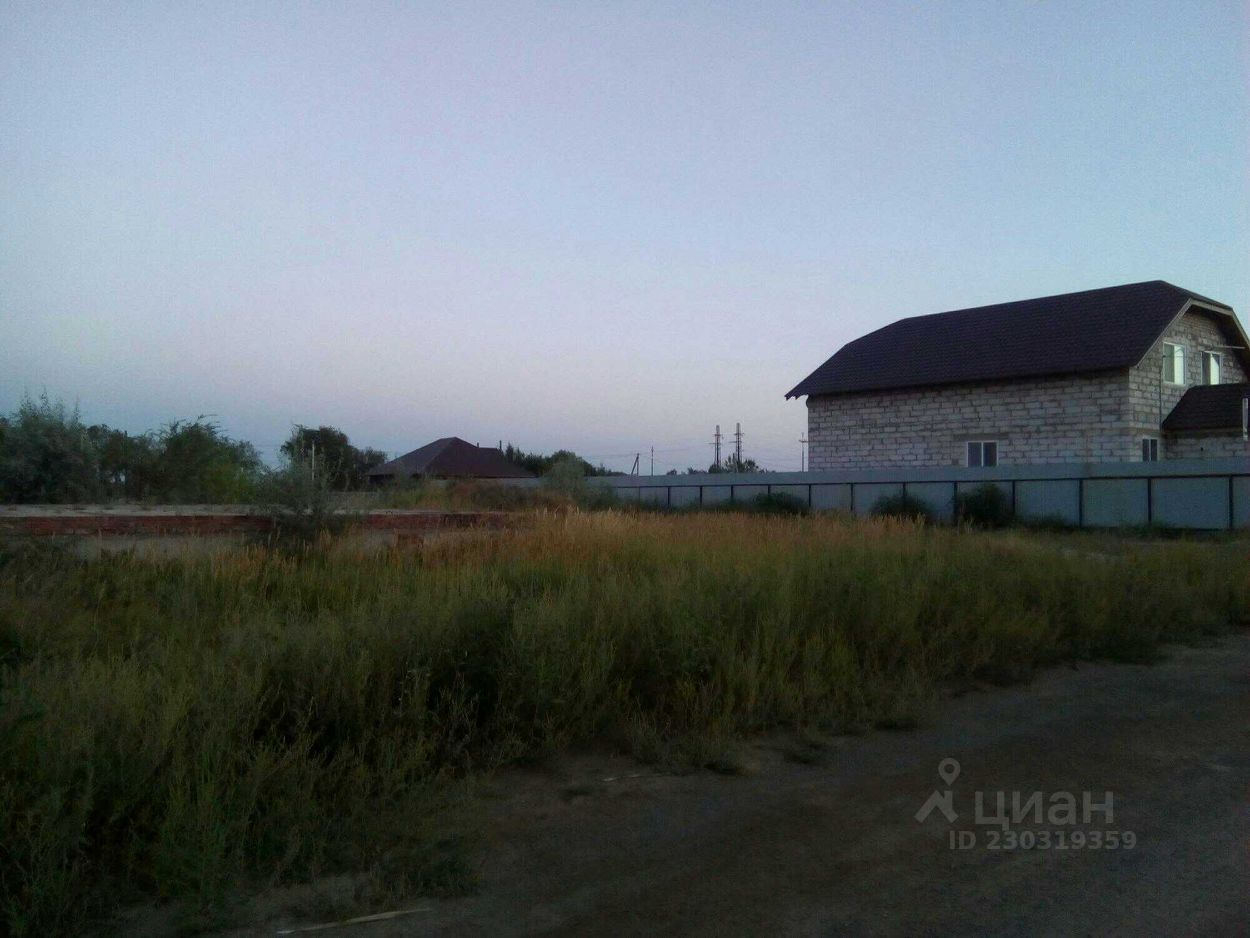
[[1202, 351, 1221, 385], [1163, 342, 1185, 385], [1141, 437, 1159, 462], [966, 441, 998, 468]]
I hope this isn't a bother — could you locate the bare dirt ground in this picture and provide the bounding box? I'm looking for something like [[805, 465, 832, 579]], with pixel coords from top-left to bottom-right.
[[230, 634, 1250, 937]]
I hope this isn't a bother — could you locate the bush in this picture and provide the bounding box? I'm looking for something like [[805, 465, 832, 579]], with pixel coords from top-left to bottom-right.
[[150, 419, 264, 503], [541, 457, 619, 509], [447, 480, 586, 511], [261, 455, 354, 543], [0, 394, 101, 503], [870, 491, 934, 523], [1017, 513, 1075, 532], [745, 492, 809, 516], [954, 482, 1014, 528]]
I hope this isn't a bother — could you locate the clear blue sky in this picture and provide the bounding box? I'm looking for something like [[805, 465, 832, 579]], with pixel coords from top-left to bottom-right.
[[2, 2, 1246, 472]]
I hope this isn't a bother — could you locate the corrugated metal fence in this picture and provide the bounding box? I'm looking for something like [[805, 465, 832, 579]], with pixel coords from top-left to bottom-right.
[[521, 457, 1250, 530]]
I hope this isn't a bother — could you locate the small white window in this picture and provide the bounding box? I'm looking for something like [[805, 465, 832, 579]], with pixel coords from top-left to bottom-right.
[[1141, 437, 1159, 462], [1202, 351, 1221, 385], [966, 440, 998, 468], [1163, 342, 1185, 385]]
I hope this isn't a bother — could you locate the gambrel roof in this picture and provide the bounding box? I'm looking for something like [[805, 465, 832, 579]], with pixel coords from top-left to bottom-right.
[[786, 281, 1246, 399]]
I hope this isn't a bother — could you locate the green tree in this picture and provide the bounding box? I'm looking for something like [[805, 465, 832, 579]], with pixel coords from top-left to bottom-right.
[[0, 394, 102, 503], [86, 425, 157, 500], [150, 418, 264, 503], [502, 443, 612, 476], [280, 425, 388, 490], [716, 455, 761, 473]]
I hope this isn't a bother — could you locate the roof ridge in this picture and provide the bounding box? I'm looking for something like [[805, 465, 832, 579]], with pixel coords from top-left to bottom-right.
[[891, 280, 1183, 326]]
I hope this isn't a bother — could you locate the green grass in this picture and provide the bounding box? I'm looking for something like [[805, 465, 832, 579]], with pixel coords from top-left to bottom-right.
[[1, 513, 1246, 934]]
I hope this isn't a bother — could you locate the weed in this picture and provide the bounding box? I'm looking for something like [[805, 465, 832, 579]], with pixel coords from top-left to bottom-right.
[[870, 492, 935, 522], [1, 513, 1245, 934], [954, 482, 1014, 528]]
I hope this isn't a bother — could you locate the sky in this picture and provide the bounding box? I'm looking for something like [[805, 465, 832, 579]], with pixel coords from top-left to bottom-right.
[[2, 2, 1247, 473]]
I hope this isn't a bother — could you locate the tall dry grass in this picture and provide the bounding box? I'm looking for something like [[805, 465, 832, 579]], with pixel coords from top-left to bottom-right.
[[1, 513, 1245, 934]]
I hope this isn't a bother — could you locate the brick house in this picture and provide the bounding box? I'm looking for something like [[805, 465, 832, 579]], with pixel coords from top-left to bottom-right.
[[787, 282, 1250, 469]]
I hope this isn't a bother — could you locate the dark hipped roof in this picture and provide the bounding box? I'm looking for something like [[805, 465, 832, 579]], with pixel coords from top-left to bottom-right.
[[1162, 383, 1250, 434], [368, 437, 534, 479], [787, 281, 1239, 399]]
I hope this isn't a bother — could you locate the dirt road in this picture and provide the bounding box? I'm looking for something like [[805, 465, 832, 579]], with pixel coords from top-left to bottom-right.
[[259, 635, 1250, 936]]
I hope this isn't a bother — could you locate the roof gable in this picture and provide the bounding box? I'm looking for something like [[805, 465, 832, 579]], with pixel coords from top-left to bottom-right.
[[786, 281, 1237, 399]]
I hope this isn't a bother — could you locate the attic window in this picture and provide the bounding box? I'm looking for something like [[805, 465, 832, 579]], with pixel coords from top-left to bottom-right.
[[1163, 343, 1185, 385], [1202, 351, 1221, 385]]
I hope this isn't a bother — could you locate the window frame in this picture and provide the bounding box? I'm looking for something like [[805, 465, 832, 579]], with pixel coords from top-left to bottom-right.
[[1141, 437, 1159, 462], [1163, 342, 1185, 385], [1202, 350, 1221, 385], [966, 440, 999, 468]]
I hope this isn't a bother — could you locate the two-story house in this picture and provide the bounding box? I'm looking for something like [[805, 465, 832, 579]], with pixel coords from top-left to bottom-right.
[[787, 281, 1249, 469]]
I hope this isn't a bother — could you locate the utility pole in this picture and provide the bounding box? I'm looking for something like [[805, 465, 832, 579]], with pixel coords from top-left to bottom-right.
[[734, 423, 743, 470], [631, 453, 640, 475], [310, 439, 316, 485], [650, 446, 655, 476], [713, 425, 722, 468], [800, 434, 808, 472]]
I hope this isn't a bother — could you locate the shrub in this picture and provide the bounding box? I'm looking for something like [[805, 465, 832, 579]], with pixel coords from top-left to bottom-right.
[[261, 454, 355, 543], [541, 457, 619, 510], [0, 394, 101, 503], [448, 480, 577, 511], [870, 491, 934, 523], [745, 492, 809, 516], [150, 419, 264, 503], [1017, 513, 1075, 532], [954, 482, 1014, 528]]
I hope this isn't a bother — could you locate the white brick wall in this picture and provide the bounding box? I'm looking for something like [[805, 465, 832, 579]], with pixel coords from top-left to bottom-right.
[[1127, 308, 1247, 459], [806, 308, 1248, 469], [1164, 435, 1249, 460]]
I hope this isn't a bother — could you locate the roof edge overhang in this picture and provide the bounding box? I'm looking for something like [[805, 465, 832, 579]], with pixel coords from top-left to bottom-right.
[[786, 366, 1127, 401]]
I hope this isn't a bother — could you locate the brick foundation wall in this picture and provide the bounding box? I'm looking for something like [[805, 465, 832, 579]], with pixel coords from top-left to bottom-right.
[[0, 509, 511, 538]]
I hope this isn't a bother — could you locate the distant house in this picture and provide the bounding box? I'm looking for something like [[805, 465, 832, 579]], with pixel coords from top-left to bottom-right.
[[367, 437, 534, 483], [786, 281, 1250, 469]]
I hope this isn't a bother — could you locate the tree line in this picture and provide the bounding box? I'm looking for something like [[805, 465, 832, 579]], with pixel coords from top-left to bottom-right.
[[501, 443, 614, 477], [0, 395, 619, 504]]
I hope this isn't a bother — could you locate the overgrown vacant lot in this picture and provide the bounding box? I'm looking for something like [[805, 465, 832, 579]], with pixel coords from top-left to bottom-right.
[[1, 513, 1247, 935]]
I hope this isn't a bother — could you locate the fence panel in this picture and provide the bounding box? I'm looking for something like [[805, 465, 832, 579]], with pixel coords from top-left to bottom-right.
[[565, 458, 1247, 530]]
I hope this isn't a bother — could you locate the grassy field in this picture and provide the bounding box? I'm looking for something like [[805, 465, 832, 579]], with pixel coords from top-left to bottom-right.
[[1, 512, 1246, 934]]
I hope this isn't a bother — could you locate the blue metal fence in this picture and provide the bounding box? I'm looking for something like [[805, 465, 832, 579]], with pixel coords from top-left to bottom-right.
[[516, 457, 1250, 530]]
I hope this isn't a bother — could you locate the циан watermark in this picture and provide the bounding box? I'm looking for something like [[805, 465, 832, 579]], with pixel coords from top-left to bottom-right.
[[916, 758, 1137, 851]]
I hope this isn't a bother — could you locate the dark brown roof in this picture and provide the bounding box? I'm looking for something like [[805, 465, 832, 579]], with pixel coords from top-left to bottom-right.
[[368, 437, 534, 479], [1162, 383, 1250, 434], [787, 281, 1239, 399]]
